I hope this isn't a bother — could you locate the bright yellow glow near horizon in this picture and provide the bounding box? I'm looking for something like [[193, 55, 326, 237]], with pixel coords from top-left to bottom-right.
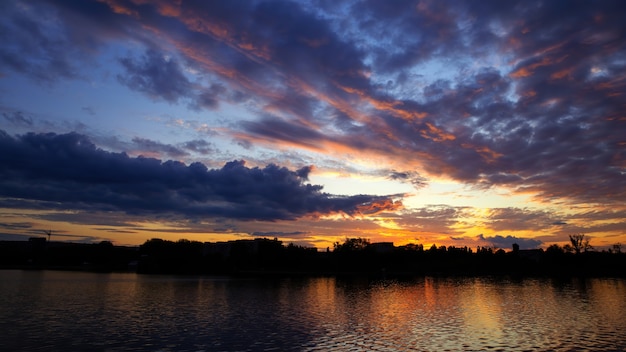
[[309, 172, 413, 196]]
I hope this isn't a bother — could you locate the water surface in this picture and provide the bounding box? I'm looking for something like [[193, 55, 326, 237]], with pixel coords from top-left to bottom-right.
[[1, 270, 625, 351]]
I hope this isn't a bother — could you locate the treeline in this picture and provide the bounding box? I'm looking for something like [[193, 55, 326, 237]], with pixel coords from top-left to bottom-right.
[[137, 238, 324, 275], [0, 239, 137, 272], [1, 236, 625, 277], [137, 237, 625, 277]]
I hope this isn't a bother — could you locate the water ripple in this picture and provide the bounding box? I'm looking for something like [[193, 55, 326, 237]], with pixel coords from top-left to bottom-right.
[[1, 272, 625, 351]]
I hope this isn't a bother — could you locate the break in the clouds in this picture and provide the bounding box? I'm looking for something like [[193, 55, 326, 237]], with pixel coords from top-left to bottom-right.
[[0, 131, 401, 221]]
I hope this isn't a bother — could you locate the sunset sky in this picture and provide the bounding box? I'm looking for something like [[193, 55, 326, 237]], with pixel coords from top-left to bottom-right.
[[1, 0, 625, 250]]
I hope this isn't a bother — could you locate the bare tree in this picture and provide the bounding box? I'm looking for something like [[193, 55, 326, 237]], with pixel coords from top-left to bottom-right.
[[612, 243, 622, 254], [569, 233, 592, 254]]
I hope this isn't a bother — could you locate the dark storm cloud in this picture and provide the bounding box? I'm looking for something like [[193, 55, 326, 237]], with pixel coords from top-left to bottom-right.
[[0, 131, 401, 221]]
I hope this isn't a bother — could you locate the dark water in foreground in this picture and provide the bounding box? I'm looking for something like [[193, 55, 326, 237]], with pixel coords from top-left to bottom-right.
[[1, 270, 625, 351]]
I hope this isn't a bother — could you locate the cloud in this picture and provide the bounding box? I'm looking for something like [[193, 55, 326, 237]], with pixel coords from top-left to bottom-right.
[[131, 137, 189, 159], [0, 222, 34, 231], [190, 83, 227, 110], [388, 170, 428, 189], [0, 1, 77, 82], [2, 0, 625, 213], [0, 131, 402, 221], [181, 139, 214, 155], [477, 234, 543, 250], [395, 205, 468, 235], [81, 106, 96, 116], [2, 111, 33, 127], [118, 50, 193, 103], [484, 208, 561, 232], [117, 48, 230, 110], [0, 0, 137, 82], [251, 231, 309, 238]]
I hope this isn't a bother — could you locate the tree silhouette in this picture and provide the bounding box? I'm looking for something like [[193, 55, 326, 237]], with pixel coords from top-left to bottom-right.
[[333, 237, 370, 252], [569, 233, 592, 254]]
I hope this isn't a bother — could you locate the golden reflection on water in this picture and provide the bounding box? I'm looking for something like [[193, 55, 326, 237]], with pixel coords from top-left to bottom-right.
[[459, 278, 504, 343], [303, 277, 626, 351], [587, 279, 626, 325], [1, 271, 626, 351]]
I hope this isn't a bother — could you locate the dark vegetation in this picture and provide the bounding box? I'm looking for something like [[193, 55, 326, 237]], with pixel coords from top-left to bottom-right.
[[1, 235, 624, 278], [0, 238, 137, 272]]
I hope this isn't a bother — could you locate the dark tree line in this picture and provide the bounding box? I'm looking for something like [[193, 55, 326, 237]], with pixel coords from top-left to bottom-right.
[[135, 235, 625, 277], [0, 239, 137, 272], [1, 234, 624, 277]]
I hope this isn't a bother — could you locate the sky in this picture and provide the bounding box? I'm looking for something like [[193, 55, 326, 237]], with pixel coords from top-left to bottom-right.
[[1, 0, 625, 250]]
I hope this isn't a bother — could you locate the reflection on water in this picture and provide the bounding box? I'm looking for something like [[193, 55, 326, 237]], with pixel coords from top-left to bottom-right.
[[1, 271, 625, 351]]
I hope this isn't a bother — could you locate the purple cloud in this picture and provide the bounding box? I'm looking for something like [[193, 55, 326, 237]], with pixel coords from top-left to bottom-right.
[[0, 131, 402, 221], [118, 50, 192, 103]]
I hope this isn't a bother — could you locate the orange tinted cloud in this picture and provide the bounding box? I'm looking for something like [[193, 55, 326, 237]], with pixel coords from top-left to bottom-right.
[[356, 199, 404, 215], [421, 122, 456, 142], [510, 57, 552, 78], [550, 68, 573, 80]]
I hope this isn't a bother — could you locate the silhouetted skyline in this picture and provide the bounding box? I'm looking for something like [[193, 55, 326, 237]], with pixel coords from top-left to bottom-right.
[[2, 236, 624, 278]]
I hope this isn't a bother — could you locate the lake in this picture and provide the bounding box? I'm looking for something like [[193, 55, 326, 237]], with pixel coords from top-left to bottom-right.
[[1, 270, 625, 351]]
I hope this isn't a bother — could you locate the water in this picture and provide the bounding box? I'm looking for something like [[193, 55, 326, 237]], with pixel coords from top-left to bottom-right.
[[1, 271, 625, 351]]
